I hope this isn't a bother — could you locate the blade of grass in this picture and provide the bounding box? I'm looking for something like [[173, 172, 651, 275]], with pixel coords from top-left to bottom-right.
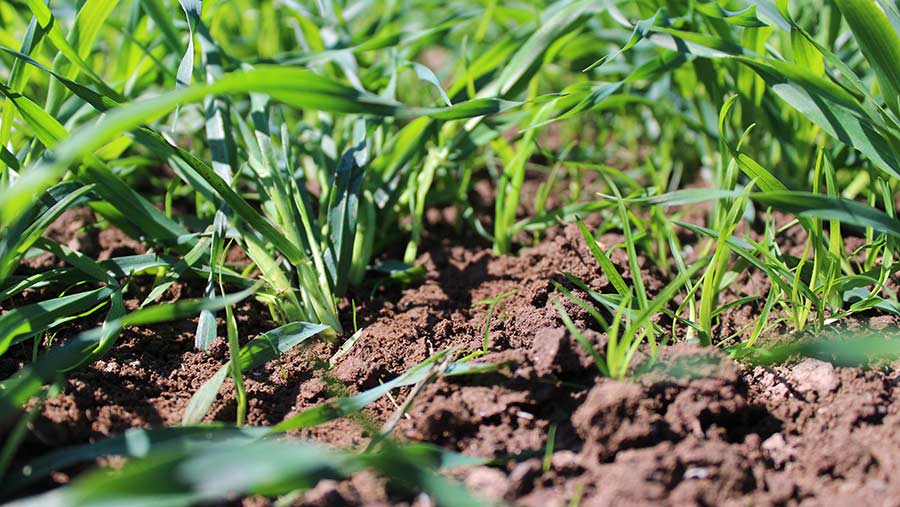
[[182, 321, 329, 425]]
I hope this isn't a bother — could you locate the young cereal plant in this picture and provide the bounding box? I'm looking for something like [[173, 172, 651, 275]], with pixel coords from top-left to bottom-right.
[[552, 215, 703, 380]]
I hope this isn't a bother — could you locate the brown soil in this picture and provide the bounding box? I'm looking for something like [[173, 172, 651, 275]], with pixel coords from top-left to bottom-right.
[[5, 205, 900, 507]]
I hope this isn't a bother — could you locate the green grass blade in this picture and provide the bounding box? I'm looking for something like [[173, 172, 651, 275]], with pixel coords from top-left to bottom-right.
[[0, 289, 256, 414], [141, 237, 211, 307], [576, 218, 629, 297], [751, 191, 900, 238], [6, 427, 266, 493], [273, 351, 498, 432], [180, 365, 229, 426], [0, 17, 42, 173], [20, 0, 122, 102], [45, 0, 122, 114], [78, 165, 192, 248], [0, 182, 93, 284], [0, 287, 114, 357], [491, 0, 601, 98], [10, 438, 486, 507], [551, 296, 610, 376], [325, 142, 366, 296], [833, 0, 900, 116], [182, 321, 329, 425]]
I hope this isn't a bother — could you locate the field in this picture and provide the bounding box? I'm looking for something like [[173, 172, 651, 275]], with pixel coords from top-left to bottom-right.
[[3, 0, 900, 505]]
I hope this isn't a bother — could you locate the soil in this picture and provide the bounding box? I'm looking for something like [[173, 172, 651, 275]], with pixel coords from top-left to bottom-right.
[[4, 200, 900, 507]]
